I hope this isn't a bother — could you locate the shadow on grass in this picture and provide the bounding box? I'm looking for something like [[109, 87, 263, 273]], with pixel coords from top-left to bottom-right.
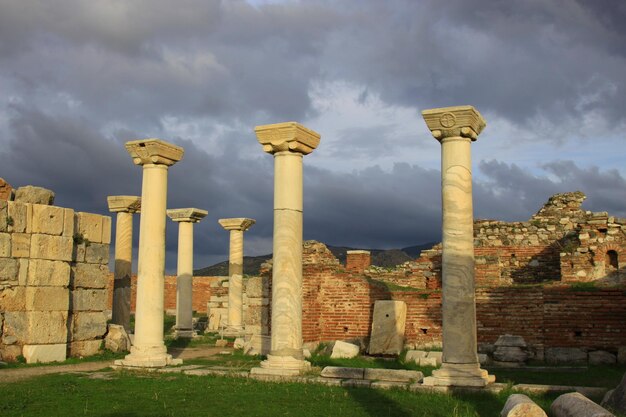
[[344, 387, 412, 417]]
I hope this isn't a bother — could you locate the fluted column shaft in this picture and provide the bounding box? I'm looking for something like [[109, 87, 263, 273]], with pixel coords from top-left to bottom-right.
[[112, 211, 133, 330]]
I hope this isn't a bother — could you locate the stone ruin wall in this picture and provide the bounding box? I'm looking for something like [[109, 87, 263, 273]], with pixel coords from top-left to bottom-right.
[[162, 191, 625, 361], [0, 184, 111, 363]]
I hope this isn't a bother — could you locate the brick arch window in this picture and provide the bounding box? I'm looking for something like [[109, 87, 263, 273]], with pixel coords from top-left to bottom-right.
[[606, 250, 619, 273]]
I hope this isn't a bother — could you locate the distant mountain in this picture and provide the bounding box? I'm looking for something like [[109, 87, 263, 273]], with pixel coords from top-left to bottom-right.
[[193, 241, 437, 276]]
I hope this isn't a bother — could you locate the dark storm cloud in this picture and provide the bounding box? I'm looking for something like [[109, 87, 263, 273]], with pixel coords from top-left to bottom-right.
[[0, 1, 624, 269]]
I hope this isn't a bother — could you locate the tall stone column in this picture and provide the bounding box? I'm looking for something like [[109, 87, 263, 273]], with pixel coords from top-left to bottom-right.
[[115, 139, 184, 368], [251, 122, 320, 376], [167, 208, 208, 338], [218, 218, 256, 335], [421, 105, 494, 387], [107, 195, 141, 332]]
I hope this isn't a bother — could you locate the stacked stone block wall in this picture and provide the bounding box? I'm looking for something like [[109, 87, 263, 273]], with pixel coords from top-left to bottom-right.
[[0, 199, 111, 362]]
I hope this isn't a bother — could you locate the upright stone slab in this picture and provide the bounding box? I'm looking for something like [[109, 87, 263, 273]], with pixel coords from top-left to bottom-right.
[[167, 208, 208, 338], [250, 122, 320, 377], [421, 105, 493, 387], [115, 139, 184, 368], [107, 195, 141, 331], [368, 300, 407, 355], [218, 217, 255, 336]]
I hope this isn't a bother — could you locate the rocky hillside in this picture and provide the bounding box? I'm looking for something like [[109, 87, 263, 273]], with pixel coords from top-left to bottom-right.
[[193, 242, 436, 276]]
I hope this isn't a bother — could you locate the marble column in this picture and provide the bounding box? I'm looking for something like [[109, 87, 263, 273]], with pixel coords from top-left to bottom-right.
[[107, 195, 141, 332], [421, 106, 494, 387], [167, 208, 208, 338], [251, 122, 320, 376], [218, 218, 256, 335], [115, 139, 184, 368]]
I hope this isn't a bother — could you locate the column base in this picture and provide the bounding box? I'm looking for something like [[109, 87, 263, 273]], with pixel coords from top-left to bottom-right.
[[422, 363, 495, 387], [174, 329, 196, 339], [250, 354, 311, 377], [114, 344, 182, 369], [221, 327, 245, 337]]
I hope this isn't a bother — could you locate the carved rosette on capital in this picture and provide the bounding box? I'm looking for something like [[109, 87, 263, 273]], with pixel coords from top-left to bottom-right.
[[421, 105, 494, 387], [218, 218, 256, 336], [421, 106, 486, 143], [107, 195, 141, 331], [250, 122, 320, 377]]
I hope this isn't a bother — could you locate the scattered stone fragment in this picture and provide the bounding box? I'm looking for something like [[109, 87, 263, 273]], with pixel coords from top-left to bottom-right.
[[104, 324, 131, 353], [330, 340, 360, 359], [589, 350, 617, 366], [602, 371, 626, 415], [551, 392, 614, 417], [501, 394, 547, 417]]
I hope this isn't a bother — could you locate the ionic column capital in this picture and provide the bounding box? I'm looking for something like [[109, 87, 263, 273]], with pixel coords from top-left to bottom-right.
[[125, 139, 184, 166], [107, 195, 141, 213], [218, 218, 256, 232], [167, 208, 208, 223], [255, 122, 320, 155], [422, 105, 486, 142]]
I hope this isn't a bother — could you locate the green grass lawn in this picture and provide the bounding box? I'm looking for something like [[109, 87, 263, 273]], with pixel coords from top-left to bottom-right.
[[489, 364, 626, 388], [0, 371, 560, 417]]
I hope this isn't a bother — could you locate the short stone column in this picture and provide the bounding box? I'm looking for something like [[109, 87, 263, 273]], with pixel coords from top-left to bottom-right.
[[167, 208, 208, 338], [115, 139, 184, 368], [218, 218, 256, 335], [251, 122, 320, 376], [421, 106, 493, 387], [107, 195, 141, 332]]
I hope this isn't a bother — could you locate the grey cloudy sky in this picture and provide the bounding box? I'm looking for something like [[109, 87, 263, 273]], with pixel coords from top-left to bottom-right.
[[1, 0, 625, 271]]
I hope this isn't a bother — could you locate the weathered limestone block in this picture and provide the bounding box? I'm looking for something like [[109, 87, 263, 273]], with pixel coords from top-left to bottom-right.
[[494, 346, 529, 363], [75, 212, 104, 243], [27, 259, 70, 286], [101, 216, 112, 244], [69, 340, 102, 357], [551, 392, 614, 417], [11, 233, 30, 258], [30, 234, 73, 261], [0, 200, 7, 232], [546, 347, 588, 364], [602, 371, 626, 414], [25, 287, 69, 311], [0, 232, 10, 257], [0, 257, 19, 282], [364, 368, 423, 382], [71, 312, 107, 341], [85, 243, 109, 264], [495, 334, 527, 348], [368, 300, 407, 355], [7, 201, 30, 233], [589, 350, 617, 365], [71, 263, 109, 289], [0, 286, 26, 310], [320, 366, 365, 379], [63, 208, 74, 237], [31, 205, 65, 235], [500, 394, 547, 417], [105, 324, 131, 352], [4, 311, 68, 344], [618, 347, 626, 365], [246, 276, 264, 298], [0, 178, 13, 201], [14, 186, 55, 205], [331, 341, 360, 359], [405, 350, 428, 364], [71, 289, 108, 311], [0, 344, 22, 361], [23, 344, 66, 363]]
